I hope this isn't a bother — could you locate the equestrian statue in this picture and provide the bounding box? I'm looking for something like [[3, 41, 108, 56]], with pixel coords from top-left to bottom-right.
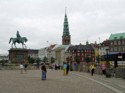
[[9, 31, 28, 48]]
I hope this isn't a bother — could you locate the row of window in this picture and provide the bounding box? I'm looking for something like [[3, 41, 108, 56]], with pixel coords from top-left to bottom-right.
[[70, 56, 95, 62], [110, 40, 125, 46], [110, 47, 125, 52], [70, 50, 94, 52]]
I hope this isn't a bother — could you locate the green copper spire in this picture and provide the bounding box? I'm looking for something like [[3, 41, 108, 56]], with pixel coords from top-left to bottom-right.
[[63, 10, 70, 36], [62, 9, 71, 45]]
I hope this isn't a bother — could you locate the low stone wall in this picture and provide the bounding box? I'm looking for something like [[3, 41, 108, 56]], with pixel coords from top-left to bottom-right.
[[0, 65, 35, 70], [115, 67, 125, 79], [81, 65, 102, 75]]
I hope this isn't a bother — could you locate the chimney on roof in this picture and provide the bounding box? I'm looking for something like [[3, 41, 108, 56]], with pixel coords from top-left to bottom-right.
[[86, 41, 89, 45], [95, 41, 97, 44]]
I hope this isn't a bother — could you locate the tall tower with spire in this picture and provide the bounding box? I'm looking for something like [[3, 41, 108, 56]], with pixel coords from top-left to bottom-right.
[[62, 10, 71, 45]]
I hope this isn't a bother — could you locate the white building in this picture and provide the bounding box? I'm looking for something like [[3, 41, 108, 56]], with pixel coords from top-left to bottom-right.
[[52, 45, 70, 65], [38, 44, 56, 63], [28, 49, 39, 58], [38, 47, 48, 60], [0, 54, 9, 61]]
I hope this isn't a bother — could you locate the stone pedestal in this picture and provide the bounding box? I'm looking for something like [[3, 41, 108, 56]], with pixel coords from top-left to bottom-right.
[[9, 48, 28, 64]]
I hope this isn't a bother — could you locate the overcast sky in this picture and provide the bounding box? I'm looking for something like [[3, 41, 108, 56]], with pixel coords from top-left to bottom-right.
[[0, 0, 125, 54]]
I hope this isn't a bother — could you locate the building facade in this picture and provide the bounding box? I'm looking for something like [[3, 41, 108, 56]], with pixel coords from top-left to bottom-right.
[[28, 49, 39, 58], [67, 43, 95, 63], [109, 32, 125, 52], [0, 54, 8, 61]]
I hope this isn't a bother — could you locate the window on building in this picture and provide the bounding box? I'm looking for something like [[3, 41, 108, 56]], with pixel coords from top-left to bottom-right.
[[114, 37, 117, 39], [120, 36, 123, 39], [114, 47, 117, 51], [123, 47, 125, 51], [110, 42, 113, 46], [114, 41, 117, 45], [110, 48, 113, 51], [118, 41, 121, 45], [122, 40, 124, 45], [121, 47, 123, 51], [118, 47, 121, 51]]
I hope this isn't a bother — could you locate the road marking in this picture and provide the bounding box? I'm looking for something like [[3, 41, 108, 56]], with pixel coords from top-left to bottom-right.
[[73, 73, 124, 93]]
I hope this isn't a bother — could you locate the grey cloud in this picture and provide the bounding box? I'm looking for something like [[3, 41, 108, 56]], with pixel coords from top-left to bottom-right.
[[0, 0, 125, 54]]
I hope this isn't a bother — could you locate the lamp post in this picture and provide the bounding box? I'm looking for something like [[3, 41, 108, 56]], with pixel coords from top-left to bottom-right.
[[106, 48, 110, 68], [79, 50, 83, 71], [105, 46, 111, 77], [46, 41, 51, 64]]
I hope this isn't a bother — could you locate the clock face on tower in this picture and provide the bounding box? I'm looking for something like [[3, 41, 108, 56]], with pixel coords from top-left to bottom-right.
[[62, 35, 70, 45]]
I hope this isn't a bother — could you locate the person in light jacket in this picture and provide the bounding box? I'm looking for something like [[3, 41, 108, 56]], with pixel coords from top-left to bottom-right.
[[90, 63, 96, 76]]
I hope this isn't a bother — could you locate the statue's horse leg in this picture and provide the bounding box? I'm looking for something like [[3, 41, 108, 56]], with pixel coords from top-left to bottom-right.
[[22, 43, 27, 48], [14, 42, 17, 48], [24, 44, 27, 48], [11, 43, 13, 48], [22, 42, 24, 48]]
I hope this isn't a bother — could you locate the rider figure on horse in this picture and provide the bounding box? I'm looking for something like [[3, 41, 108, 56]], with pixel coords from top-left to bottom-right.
[[16, 31, 21, 43]]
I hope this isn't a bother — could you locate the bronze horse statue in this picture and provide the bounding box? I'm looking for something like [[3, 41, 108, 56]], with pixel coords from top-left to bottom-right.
[[9, 37, 28, 48]]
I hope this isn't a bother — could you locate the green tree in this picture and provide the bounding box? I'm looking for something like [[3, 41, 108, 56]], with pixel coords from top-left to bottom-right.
[[84, 56, 91, 72], [66, 57, 70, 62], [43, 56, 48, 63], [75, 55, 80, 64], [28, 56, 35, 64], [35, 57, 41, 64], [51, 56, 55, 64], [0, 60, 8, 66], [96, 55, 99, 63], [85, 56, 91, 64]]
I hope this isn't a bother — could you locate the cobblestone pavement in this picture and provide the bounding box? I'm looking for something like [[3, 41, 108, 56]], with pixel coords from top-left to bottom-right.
[[0, 69, 125, 93]]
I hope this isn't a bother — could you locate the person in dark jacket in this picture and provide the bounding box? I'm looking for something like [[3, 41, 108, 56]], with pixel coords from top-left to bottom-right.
[[24, 63, 28, 72], [66, 63, 69, 75], [41, 63, 47, 80]]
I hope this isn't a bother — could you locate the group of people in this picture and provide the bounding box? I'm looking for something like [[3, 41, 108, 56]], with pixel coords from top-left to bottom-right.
[[54, 64, 61, 70], [63, 62, 70, 76], [89, 62, 106, 76], [40, 62, 70, 80], [19, 62, 47, 80], [19, 61, 106, 80], [40, 62, 99, 80]]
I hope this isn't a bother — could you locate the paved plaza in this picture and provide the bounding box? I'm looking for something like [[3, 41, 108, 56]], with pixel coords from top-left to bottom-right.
[[0, 69, 125, 93]]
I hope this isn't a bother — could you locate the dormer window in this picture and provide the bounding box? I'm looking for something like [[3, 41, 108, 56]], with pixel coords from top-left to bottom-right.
[[120, 36, 123, 39], [114, 37, 117, 39]]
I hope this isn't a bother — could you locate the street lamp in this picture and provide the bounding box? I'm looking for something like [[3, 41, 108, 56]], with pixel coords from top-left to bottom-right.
[[105, 47, 110, 68], [106, 48, 108, 65], [46, 41, 51, 64], [48, 48, 51, 64], [105, 46, 111, 77]]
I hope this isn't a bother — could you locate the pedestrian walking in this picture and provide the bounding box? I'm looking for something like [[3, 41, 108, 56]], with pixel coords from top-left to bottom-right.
[[41, 63, 47, 80], [100, 63, 106, 75], [24, 63, 28, 73], [66, 63, 69, 75], [90, 63, 95, 76], [50, 64, 53, 70], [63, 62, 67, 76], [19, 62, 24, 74], [55, 64, 57, 70]]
